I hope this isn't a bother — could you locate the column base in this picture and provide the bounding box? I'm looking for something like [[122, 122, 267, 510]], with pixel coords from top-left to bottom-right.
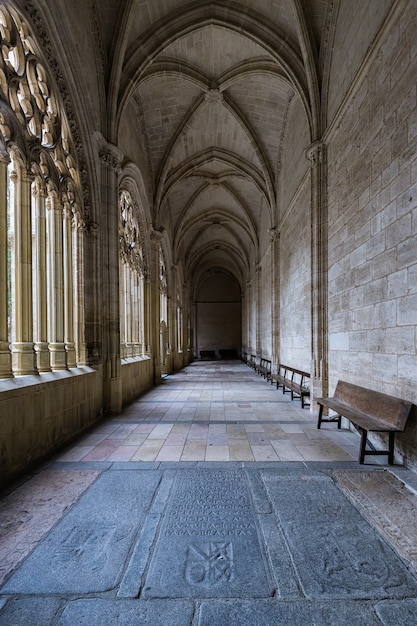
[[34, 342, 51, 372], [0, 341, 13, 378], [65, 342, 77, 368], [49, 342, 68, 370], [11, 342, 38, 376]]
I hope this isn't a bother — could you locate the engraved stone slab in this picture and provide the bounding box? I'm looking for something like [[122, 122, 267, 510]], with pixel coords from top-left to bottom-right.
[[143, 469, 273, 598], [375, 599, 417, 624], [198, 599, 382, 625], [1, 471, 161, 594], [262, 472, 417, 600], [0, 598, 62, 626], [56, 599, 194, 626]]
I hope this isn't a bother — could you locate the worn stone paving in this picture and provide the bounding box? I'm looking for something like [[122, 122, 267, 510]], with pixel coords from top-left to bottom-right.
[[1, 362, 417, 624], [1, 465, 417, 624]]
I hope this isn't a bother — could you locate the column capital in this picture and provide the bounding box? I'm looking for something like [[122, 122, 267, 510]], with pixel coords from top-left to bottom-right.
[[305, 140, 325, 167], [268, 227, 279, 243], [95, 132, 124, 173], [150, 229, 163, 244]]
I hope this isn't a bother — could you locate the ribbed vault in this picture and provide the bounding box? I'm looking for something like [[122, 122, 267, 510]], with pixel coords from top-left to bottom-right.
[[104, 0, 329, 291]]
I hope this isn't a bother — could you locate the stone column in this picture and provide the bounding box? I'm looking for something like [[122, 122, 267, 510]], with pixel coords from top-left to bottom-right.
[[143, 275, 151, 354], [150, 230, 162, 382], [46, 186, 67, 370], [306, 140, 328, 404], [0, 158, 12, 377], [98, 137, 123, 412], [246, 282, 251, 355], [269, 227, 280, 372], [73, 212, 87, 365], [32, 179, 51, 372], [62, 195, 76, 367], [10, 161, 38, 375], [255, 264, 261, 364]]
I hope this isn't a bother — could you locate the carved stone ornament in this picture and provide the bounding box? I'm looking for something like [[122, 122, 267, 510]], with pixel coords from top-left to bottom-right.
[[305, 140, 325, 167], [268, 227, 279, 243]]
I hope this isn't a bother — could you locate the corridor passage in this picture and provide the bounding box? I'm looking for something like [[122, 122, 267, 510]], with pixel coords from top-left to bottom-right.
[[1, 361, 417, 624]]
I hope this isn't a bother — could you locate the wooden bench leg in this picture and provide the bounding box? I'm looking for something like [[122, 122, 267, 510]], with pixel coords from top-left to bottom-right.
[[388, 431, 395, 465], [359, 428, 368, 464], [317, 405, 323, 429]]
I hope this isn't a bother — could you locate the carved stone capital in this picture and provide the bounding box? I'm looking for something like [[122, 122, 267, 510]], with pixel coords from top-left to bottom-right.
[[95, 133, 124, 173], [268, 227, 279, 243], [150, 229, 163, 244], [305, 140, 325, 167]]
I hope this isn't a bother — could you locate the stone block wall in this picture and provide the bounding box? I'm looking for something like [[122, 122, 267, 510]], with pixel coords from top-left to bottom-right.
[[121, 357, 153, 406], [279, 177, 312, 369], [327, 2, 417, 466], [0, 368, 102, 488]]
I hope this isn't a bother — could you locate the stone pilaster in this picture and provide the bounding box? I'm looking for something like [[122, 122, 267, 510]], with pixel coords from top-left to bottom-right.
[[97, 136, 124, 412], [0, 158, 12, 378], [269, 227, 280, 371], [150, 230, 163, 382], [306, 140, 328, 404], [255, 264, 262, 363], [10, 161, 38, 375]]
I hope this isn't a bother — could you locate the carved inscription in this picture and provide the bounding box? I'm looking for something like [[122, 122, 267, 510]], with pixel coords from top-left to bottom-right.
[[165, 470, 255, 538], [143, 470, 273, 598]]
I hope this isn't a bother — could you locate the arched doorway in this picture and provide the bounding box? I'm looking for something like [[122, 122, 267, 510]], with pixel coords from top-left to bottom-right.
[[195, 271, 242, 360]]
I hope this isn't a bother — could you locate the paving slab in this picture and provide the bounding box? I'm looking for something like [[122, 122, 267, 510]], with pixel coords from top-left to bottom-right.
[[142, 469, 273, 598], [375, 598, 417, 624], [198, 599, 382, 625], [1, 470, 161, 594], [262, 471, 417, 599], [0, 598, 62, 626], [56, 599, 195, 626]]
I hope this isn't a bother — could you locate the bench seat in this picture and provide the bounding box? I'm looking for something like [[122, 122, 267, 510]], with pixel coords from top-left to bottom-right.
[[317, 380, 413, 464], [271, 364, 310, 408]]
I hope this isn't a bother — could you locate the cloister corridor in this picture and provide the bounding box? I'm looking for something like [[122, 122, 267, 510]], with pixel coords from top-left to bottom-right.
[[1, 360, 417, 624]]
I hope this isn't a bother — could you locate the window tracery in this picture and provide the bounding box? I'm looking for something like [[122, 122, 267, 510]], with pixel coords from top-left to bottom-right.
[[0, 4, 84, 378], [119, 189, 145, 358]]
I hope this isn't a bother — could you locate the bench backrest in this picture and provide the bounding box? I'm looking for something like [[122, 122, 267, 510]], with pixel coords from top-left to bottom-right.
[[334, 380, 413, 429]]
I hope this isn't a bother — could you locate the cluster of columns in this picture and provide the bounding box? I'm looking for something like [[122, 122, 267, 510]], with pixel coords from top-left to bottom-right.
[[0, 154, 81, 380]]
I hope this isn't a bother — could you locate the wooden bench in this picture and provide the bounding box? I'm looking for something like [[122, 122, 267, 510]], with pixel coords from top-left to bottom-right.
[[271, 364, 311, 408], [200, 350, 216, 360], [248, 354, 256, 370], [219, 349, 238, 360], [257, 357, 271, 381], [316, 380, 413, 464]]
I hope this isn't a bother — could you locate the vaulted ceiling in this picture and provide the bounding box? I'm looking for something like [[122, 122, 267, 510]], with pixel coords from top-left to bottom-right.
[[99, 0, 333, 292]]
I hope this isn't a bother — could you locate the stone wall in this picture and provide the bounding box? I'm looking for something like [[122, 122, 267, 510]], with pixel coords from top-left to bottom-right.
[[121, 357, 153, 406], [279, 176, 312, 370], [0, 368, 102, 488], [327, 1, 417, 466]]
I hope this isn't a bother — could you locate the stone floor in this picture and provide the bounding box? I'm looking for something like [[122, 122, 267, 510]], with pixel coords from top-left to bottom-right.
[[1, 360, 417, 625]]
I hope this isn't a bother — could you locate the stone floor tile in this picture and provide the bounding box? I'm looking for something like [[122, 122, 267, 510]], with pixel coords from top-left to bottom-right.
[[81, 441, 120, 461], [131, 440, 163, 461], [106, 445, 139, 462], [148, 424, 174, 439], [156, 445, 184, 462], [251, 444, 280, 461], [181, 440, 206, 461], [205, 445, 230, 461], [55, 446, 95, 462]]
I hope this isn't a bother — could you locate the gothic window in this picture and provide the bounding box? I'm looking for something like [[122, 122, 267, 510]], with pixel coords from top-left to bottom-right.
[[119, 189, 144, 358], [0, 5, 84, 378]]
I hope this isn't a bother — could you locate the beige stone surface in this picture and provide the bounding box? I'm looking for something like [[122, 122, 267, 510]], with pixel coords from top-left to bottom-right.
[[0, 470, 100, 585]]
